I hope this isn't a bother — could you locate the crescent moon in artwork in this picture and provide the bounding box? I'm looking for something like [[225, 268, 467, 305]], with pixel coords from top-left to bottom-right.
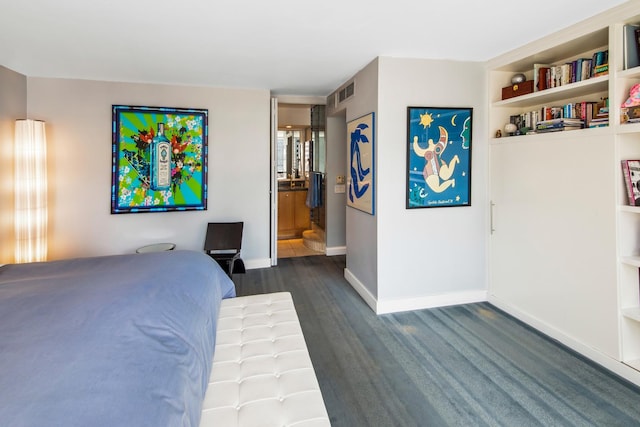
[[451, 114, 457, 126]]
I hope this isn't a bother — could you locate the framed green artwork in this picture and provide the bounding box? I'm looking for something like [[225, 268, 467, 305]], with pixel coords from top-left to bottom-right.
[[111, 105, 208, 214]]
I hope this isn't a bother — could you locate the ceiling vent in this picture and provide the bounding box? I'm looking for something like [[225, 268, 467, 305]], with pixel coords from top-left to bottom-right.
[[337, 80, 355, 104]]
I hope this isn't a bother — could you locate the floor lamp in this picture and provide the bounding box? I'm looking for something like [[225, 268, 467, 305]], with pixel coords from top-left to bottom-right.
[[14, 119, 48, 263]]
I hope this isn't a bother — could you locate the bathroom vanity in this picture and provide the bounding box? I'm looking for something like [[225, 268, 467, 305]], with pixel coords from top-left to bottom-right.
[[277, 179, 310, 239]]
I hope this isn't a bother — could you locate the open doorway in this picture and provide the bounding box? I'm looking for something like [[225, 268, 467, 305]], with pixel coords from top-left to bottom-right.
[[275, 104, 326, 259]]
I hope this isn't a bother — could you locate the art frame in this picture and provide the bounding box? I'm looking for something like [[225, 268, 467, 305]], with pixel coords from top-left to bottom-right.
[[347, 112, 375, 215], [406, 106, 472, 209], [111, 105, 208, 214]]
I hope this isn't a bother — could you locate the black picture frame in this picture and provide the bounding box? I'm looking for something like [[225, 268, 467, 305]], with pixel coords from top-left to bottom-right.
[[111, 105, 208, 214]]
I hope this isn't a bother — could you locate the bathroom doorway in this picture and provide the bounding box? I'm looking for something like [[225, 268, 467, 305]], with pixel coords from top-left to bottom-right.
[[275, 103, 326, 259]]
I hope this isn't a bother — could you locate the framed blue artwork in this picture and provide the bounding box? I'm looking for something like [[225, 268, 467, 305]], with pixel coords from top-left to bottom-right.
[[347, 112, 375, 215], [111, 105, 208, 214], [406, 106, 472, 209]]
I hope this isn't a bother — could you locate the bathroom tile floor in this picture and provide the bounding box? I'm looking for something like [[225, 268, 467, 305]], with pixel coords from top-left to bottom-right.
[[277, 238, 323, 258]]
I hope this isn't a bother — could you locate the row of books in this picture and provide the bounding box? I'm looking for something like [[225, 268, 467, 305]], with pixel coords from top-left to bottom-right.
[[536, 118, 584, 133], [535, 117, 608, 133], [509, 100, 606, 134], [533, 50, 608, 91]]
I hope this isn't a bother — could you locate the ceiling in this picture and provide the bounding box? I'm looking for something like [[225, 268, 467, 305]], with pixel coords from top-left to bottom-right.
[[0, 0, 627, 97]]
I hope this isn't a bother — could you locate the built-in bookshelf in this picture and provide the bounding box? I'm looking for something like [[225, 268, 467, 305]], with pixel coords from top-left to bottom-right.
[[487, 2, 640, 384], [616, 14, 640, 374], [489, 24, 610, 139]]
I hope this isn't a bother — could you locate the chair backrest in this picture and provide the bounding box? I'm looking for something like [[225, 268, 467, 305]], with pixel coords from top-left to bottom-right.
[[204, 222, 243, 253]]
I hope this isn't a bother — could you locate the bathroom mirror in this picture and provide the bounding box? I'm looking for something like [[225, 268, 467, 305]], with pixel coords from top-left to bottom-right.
[[276, 129, 309, 181]]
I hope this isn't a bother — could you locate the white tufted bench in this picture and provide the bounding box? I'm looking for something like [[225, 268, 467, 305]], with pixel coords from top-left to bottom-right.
[[200, 292, 330, 427]]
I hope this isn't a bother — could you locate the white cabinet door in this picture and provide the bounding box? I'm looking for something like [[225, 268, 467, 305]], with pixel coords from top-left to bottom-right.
[[489, 133, 619, 359]]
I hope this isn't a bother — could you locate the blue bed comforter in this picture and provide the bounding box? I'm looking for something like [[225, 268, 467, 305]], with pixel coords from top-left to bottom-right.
[[0, 250, 235, 427]]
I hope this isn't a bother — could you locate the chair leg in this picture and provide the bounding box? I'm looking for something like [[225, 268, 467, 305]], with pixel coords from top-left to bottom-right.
[[227, 260, 234, 279]]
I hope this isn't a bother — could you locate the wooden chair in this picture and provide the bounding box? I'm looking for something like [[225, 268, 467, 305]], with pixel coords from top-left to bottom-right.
[[204, 222, 245, 279]]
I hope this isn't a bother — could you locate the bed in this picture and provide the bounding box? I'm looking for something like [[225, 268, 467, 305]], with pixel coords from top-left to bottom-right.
[[0, 250, 235, 427]]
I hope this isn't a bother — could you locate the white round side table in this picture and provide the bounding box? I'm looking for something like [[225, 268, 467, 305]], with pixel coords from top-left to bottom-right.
[[136, 243, 176, 253]]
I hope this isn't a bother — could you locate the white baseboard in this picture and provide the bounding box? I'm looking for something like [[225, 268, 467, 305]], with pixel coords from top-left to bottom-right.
[[344, 268, 487, 315], [489, 295, 640, 388], [344, 268, 378, 312], [244, 258, 271, 270], [377, 290, 488, 315], [326, 246, 346, 256]]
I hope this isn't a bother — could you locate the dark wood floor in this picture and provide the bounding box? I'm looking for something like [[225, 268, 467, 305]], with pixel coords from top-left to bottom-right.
[[234, 255, 640, 427]]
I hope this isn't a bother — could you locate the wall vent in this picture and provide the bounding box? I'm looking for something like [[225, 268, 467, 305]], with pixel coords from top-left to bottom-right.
[[337, 80, 355, 104]]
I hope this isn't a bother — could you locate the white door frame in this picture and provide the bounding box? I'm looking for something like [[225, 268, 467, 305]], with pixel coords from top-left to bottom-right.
[[270, 97, 278, 266], [269, 95, 327, 266]]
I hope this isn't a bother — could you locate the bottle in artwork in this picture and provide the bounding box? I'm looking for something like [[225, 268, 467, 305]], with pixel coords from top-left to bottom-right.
[[150, 122, 171, 191]]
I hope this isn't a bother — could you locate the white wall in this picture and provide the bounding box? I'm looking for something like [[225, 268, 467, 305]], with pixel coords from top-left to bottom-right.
[[0, 66, 27, 264], [325, 112, 347, 252], [26, 78, 272, 267], [278, 104, 310, 128], [375, 58, 488, 312], [489, 134, 618, 358], [329, 57, 488, 313], [483, 2, 640, 386], [332, 59, 380, 300]]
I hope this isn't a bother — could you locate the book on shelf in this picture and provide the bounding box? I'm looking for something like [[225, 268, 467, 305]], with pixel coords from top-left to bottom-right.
[[573, 58, 591, 82], [593, 64, 609, 77], [581, 59, 592, 81], [588, 112, 608, 127], [536, 127, 583, 133], [636, 28, 640, 67], [531, 50, 606, 93], [540, 106, 563, 120], [537, 118, 583, 126], [508, 101, 600, 135], [593, 50, 608, 67], [536, 118, 584, 132], [589, 120, 609, 129], [591, 50, 609, 76], [534, 63, 551, 91], [575, 101, 594, 124], [589, 98, 609, 127], [588, 122, 609, 128], [624, 24, 640, 70], [621, 160, 640, 206]]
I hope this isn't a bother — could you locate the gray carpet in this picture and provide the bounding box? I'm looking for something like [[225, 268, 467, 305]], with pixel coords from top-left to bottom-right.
[[234, 255, 640, 427]]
